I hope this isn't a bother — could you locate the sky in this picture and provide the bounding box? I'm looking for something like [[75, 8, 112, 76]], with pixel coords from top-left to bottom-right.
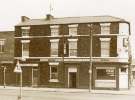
[[0, 0, 135, 57]]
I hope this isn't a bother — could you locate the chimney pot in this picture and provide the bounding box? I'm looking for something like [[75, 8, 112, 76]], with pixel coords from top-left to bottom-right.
[[21, 16, 30, 22], [46, 14, 54, 20]]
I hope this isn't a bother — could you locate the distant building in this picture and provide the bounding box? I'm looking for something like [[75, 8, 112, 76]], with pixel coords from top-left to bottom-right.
[[131, 59, 135, 83], [0, 31, 14, 86], [14, 15, 131, 90]]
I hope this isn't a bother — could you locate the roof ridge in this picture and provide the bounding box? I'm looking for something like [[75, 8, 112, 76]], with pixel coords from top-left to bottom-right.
[[16, 15, 127, 26], [30, 15, 124, 20]]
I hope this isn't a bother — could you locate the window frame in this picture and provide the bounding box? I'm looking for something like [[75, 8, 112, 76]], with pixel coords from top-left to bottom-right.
[[49, 62, 59, 82], [50, 39, 59, 57], [50, 25, 59, 36], [100, 38, 111, 57], [21, 27, 30, 37], [96, 67, 116, 80], [0, 39, 5, 53], [21, 40, 30, 58], [68, 39, 78, 57]]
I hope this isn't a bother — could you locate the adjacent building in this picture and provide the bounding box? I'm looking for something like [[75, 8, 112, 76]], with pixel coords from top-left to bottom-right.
[[14, 15, 131, 90], [0, 31, 14, 86]]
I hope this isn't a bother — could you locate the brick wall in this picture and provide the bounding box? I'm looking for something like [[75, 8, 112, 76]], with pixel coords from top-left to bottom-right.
[[0, 31, 14, 61], [15, 23, 119, 58]]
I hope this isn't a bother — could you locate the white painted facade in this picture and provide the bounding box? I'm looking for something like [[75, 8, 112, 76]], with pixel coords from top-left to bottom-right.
[[117, 23, 129, 58], [119, 66, 129, 89]]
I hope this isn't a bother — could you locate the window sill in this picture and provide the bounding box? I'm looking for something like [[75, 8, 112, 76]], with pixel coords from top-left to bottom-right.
[[49, 79, 59, 82], [68, 56, 77, 58], [22, 36, 29, 37], [51, 55, 58, 57], [22, 56, 29, 58]]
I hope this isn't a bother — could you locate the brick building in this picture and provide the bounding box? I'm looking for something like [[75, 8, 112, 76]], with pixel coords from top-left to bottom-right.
[[0, 31, 15, 86], [14, 15, 131, 90]]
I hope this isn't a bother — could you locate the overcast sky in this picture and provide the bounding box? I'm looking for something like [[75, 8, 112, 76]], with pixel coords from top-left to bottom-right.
[[0, 0, 135, 57]]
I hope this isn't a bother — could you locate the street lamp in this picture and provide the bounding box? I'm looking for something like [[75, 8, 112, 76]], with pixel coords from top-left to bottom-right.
[[1, 66, 6, 88], [14, 60, 22, 100]]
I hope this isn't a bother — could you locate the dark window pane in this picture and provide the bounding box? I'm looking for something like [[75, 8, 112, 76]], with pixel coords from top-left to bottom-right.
[[96, 68, 115, 80]]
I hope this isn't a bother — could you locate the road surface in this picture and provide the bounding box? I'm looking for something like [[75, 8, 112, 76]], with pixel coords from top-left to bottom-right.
[[0, 89, 135, 100]]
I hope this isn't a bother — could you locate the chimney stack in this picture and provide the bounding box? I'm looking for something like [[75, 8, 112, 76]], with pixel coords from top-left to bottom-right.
[[46, 14, 54, 20], [21, 16, 30, 22]]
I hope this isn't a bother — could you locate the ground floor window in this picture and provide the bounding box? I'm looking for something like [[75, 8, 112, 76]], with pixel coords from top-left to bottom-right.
[[95, 67, 116, 88], [49, 64, 59, 82], [96, 67, 116, 80]]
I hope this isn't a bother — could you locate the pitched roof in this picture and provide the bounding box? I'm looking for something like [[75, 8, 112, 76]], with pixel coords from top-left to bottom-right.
[[16, 15, 126, 26]]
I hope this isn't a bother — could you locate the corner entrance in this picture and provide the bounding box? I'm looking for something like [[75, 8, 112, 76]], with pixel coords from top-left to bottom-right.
[[68, 67, 77, 88]]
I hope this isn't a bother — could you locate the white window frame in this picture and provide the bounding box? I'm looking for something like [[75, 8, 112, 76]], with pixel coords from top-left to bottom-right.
[[68, 24, 78, 36], [50, 25, 59, 36], [50, 39, 59, 57], [68, 39, 78, 57], [0, 39, 5, 53], [21, 27, 30, 37], [21, 40, 30, 58], [100, 38, 111, 57], [49, 62, 59, 82], [100, 23, 110, 35]]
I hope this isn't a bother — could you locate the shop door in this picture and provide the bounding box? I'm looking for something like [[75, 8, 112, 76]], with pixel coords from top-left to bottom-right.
[[32, 67, 39, 87], [69, 72, 77, 88]]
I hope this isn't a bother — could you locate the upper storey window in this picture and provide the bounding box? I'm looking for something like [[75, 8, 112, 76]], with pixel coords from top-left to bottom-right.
[[0, 39, 5, 53], [100, 23, 110, 35], [100, 38, 111, 57], [68, 39, 78, 57], [21, 40, 30, 58], [68, 24, 78, 36], [100, 23, 111, 57], [50, 25, 59, 36], [21, 27, 30, 37], [50, 39, 59, 57]]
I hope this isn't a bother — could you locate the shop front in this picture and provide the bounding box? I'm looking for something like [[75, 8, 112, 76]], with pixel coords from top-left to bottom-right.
[[94, 66, 117, 89], [93, 63, 129, 90]]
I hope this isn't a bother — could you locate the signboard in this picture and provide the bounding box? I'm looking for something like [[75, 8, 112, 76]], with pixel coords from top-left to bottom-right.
[[14, 61, 22, 73]]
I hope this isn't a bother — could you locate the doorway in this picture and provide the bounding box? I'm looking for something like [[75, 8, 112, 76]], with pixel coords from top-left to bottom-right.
[[32, 67, 39, 87], [69, 72, 77, 88], [68, 67, 77, 88]]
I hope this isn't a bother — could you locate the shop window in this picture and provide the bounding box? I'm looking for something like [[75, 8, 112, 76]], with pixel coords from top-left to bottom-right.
[[0, 39, 5, 53], [96, 68, 116, 80]]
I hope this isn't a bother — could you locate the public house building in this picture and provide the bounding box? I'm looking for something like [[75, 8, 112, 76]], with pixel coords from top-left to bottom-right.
[[14, 15, 131, 90]]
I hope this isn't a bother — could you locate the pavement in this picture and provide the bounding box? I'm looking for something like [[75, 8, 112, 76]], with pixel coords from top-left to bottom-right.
[[0, 85, 135, 95]]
